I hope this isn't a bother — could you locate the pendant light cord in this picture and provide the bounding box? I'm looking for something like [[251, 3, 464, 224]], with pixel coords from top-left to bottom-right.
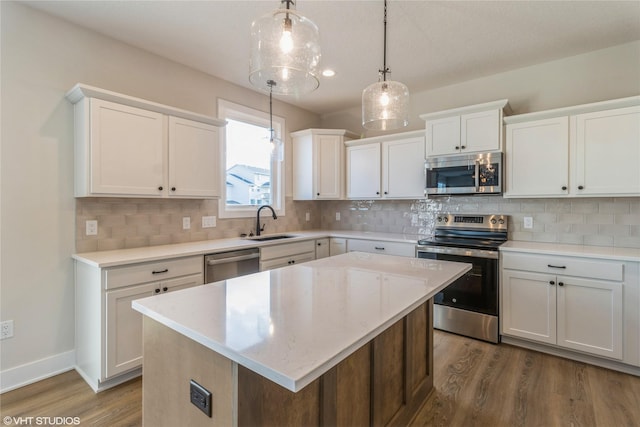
[[267, 79, 276, 143], [380, 0, 389, 82]]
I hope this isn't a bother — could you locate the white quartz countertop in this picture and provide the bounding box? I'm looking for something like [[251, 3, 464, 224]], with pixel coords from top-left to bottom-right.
[[132, 252, 471, 392], [73, 230, 421, 268], [500, 241, 640, 262]]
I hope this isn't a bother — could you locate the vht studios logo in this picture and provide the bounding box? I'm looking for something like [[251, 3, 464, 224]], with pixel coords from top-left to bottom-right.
[[3, 416, 81, 426]]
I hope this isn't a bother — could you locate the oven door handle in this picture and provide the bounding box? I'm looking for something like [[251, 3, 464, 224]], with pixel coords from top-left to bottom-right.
[[416, 245, 499, 259], [474, 160, 480, 192]]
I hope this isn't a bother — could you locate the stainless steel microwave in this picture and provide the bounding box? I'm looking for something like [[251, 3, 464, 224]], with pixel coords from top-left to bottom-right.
[[425, 152, 503, 195]]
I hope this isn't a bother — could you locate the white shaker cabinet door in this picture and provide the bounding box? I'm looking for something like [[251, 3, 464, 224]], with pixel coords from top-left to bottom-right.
[[505, 117, 569, 197], [426, 116, 460, 156], [168, 117, 220, 198], [501, 270, 557, 345], [573, 106, 640, 196], [90, 99, 165, 196], [382, 136, 425, 198], [347, 143, 381, 199], [461, 109, 501, 153], [314, 134, 344, 199], [105, 282, 159, 378], [556, 277, 623, 360]]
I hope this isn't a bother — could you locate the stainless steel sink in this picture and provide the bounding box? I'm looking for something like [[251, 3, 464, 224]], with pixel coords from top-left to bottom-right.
[[247, 234, 296, 241]]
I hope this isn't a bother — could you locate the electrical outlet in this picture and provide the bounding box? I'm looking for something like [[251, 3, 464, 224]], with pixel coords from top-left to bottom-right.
[[190, 379, 212, 417], [524, 217, 534, 229], [335, 212, 341, 221], [202, 216, 216, 228], [1, 320, 14, 340], [182, 217, 191, 230], [305, 212, 310, 222], [86, 220, 98, 236]]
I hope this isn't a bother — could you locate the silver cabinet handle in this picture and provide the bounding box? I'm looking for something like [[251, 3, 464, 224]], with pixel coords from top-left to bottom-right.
[[207, 253, 259, 266]]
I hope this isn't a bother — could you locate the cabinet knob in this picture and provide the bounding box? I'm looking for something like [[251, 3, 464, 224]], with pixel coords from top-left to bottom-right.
[[384, 191, 388, 195], [376, 191, 380, 195], [317, 192, 320, 196], [549, 280, 555, 285], [317, 242, 321, 246], [454, 146, 460, 150], [154, 288, 161, 294], [561, 186, 567, 191], [558, 282, 564, 287], [578, 185, 584, 190], [158, 186, 163, 191], [171, 187, 176, 191], [460, 145, 466, 149]]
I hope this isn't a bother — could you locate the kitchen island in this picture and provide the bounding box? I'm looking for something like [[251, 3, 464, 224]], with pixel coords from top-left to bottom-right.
[[132, 252, 471, 426]]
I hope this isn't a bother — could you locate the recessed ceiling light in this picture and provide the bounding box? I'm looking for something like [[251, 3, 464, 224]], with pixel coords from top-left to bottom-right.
[[322, 69, 336, 77]]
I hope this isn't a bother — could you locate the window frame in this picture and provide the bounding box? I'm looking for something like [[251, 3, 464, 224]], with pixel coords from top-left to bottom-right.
[[217, 99, 285, 219]]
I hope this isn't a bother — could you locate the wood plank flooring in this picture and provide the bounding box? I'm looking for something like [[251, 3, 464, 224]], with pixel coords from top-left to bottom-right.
[[2, 331, 639, 426]]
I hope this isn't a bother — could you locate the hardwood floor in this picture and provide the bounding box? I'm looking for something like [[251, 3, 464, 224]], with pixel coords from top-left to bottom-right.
[[2, 331, 639, 426]]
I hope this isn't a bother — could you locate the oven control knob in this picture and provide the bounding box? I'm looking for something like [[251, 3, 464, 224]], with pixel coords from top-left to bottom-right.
[[491, 218, 497, 224], [443, 217, 449, 222], [437, 216, 443, 222], [452, 298, 457, 303], [498, 219, 505, 224]]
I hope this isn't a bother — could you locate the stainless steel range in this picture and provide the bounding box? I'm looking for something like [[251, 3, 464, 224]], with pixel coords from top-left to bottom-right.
[[416, 214, 508, 343]]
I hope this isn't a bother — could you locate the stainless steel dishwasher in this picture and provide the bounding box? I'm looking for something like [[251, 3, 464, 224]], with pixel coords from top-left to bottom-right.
[[204, 248, 260, 283]]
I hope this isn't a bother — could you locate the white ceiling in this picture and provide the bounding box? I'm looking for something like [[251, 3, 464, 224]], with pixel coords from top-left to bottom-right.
[[24, 0, 640, 115]]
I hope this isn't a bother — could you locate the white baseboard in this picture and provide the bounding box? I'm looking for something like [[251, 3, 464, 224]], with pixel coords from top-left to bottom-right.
[[0, 350, 75, 393]]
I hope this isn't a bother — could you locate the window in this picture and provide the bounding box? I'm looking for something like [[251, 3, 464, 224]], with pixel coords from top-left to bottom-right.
[[218, 99, 285, 218]]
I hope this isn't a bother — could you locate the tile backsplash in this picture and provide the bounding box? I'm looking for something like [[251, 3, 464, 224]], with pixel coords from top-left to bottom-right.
[[319, 196, 640, 249], [76, 196, 640, 252]]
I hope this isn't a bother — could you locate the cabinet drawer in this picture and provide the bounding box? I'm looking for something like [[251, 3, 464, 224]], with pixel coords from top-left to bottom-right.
[[501, 252, 623, 281], [260, 241, 316, 261], [347, 239, 415, 257], [260, 252, 316, 271], [105, 256, 203, 290]]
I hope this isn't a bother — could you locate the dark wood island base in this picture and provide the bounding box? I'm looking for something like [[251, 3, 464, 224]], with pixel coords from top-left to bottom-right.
[[142, 300, 434, 427]]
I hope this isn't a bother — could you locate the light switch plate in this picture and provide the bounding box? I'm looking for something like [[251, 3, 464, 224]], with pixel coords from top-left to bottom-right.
[[305, 212, 310, 222], [335, 212, 341, 221], [182, 217, 191, 230], [202, 216, 216, 228]]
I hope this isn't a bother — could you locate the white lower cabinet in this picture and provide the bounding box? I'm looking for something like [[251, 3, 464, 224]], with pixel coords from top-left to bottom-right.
[[329, 238, 347, 256], [346, 239, 415, 257], [315, 238, 330, 259], [259, 240, 316, 271], [75, 255, 203, 392], [501, 252, 624, 360]]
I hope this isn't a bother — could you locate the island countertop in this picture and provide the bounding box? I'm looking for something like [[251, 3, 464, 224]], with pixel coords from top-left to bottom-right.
[[132, 252, 470, 392]]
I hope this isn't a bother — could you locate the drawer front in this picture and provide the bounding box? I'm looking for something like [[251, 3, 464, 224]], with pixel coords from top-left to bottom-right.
[[501, 252, 623, 281], [347, 239, 415, 258], [260, 240, 316, 261], [260, 252, 316, 271], [105, 256, 203, 290]]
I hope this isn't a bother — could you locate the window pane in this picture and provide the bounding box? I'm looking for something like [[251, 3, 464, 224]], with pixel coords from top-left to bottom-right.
[[225, 119, 272, 206]]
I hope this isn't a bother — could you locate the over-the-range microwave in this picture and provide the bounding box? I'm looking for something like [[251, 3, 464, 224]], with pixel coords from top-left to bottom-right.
[[425, 152, 502, 195]]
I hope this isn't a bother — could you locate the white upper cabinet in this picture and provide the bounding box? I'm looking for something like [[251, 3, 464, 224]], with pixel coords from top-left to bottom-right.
[[346, 131, 425, 199], [421, 100, 509, 156], [292, 129, 357, 200], [504, 97, 640, 198], [382, 136, 426, 198], [66, 83, 225, 198], [168, 117, 220, 198], [573, 105, 640, 197], [505, 116, 570, 197], [347, 142, 381, 199], [87, 99, 166, 196]]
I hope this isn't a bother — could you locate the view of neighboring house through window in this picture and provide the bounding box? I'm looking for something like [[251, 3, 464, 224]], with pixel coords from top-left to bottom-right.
[[218, 99, 284, 219]]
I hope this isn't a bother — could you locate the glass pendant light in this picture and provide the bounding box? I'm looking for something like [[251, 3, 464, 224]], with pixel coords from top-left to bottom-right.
[[362, 0, 409, 131], [250, 0, 321, 96]]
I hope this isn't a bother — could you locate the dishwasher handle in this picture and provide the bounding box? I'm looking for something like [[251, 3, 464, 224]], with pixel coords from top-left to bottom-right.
[[206, 252, 259, 266]]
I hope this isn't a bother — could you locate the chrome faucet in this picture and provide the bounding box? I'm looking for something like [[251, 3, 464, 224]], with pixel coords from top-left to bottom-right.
[[256, 205, 277, 236]]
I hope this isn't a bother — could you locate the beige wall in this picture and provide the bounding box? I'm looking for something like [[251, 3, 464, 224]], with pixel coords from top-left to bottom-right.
[[321, 41, 640, 135], [0, 1, 319, 383]]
